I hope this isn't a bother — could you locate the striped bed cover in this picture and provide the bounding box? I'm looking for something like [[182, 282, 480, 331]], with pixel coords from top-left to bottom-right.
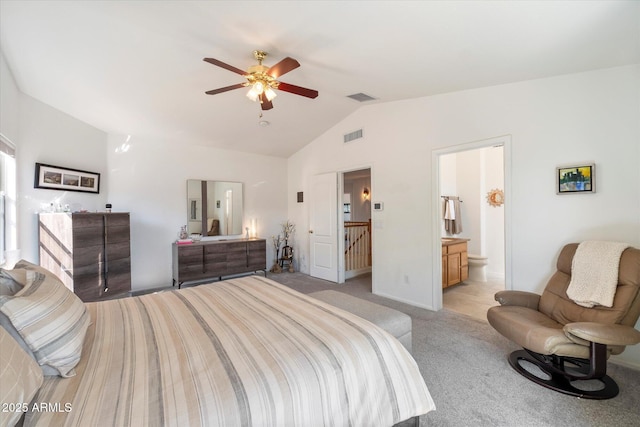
[[25, 276, 435, 426]]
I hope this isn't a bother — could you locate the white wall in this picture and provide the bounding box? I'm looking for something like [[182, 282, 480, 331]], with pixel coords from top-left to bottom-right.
[[0, 52, 20, 143], [17, 95, 108, 262], [456, 149, 483, 249], [439, 154, 457, 198], [0, 51, 20, 261], [3, 48, 107, 260], [483, 146, 505, 279], [287, 65, 640, 368], [106, 135, 287, 291]]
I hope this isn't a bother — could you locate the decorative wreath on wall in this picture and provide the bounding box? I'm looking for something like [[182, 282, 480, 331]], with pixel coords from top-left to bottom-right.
[[487, 189, 504, 207]]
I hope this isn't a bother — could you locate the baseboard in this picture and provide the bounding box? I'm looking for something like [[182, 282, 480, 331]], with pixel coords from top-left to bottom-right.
[[610, 356, 640, 371], [345, 267, 372, 280], [130, 285, 172, 296], [487, 272, 505, 281], [374, 291, 435, 311]]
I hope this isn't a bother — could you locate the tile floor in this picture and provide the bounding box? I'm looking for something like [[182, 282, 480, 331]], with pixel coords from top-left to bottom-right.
[[442, 279, 504, 322]]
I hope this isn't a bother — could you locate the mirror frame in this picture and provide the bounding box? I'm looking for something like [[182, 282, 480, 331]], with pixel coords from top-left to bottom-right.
[[187, 180, 244, 236]]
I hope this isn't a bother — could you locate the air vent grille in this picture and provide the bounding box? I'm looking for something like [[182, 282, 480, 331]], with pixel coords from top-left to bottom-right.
[[344, 129, 363, 143], [347, 93, 376, 102]]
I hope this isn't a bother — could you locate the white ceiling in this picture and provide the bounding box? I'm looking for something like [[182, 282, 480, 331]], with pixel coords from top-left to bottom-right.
[[1, 1, 639, 158]]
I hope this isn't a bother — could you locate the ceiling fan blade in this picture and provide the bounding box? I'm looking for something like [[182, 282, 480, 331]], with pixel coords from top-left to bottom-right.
[[277, 82, 319, 99], [267, 57, 300, 78], [205, 83, 245, 95], [203, 58, 246, 76], [260, 93, 274, 110]]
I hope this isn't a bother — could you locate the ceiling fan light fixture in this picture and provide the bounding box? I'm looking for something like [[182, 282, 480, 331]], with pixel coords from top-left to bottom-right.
[[264, 87, 277, 101], [204, 50, 318, 111], [247, 79, 277, 103], [246, 86, 260, 102]]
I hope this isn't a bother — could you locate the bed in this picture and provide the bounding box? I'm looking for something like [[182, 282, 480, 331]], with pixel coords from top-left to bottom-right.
[[1, 261, 435, 427]]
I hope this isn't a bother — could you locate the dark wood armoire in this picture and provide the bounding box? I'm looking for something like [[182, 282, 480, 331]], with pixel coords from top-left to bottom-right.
[[38, 212, 131, 301]]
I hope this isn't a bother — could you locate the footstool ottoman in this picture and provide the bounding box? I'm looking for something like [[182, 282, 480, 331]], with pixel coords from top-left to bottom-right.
[[309, 290, 412, 353]]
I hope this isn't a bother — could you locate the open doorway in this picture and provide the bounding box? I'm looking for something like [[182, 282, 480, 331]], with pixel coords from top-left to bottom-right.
[[308, 168, 373, 286], [342, 169, 372, 281], [432, 135, 512, 320]]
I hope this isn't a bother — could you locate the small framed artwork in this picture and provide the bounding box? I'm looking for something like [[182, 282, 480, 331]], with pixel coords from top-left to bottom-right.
[[34, 163, 100, 194], [556, 163, 595, 194]]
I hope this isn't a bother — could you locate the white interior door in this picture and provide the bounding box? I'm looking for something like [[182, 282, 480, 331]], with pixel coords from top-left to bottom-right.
[[309, 172, 338, 282]]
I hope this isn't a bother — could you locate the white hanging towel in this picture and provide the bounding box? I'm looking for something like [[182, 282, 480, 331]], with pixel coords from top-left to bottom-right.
[[444, 199, 456, 220], [443, 197, 462, 235], [566, 241, 629, 308]]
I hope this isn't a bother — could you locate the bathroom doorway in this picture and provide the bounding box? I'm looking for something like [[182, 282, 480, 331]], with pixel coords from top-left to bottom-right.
[[432, 135, 511, 320]]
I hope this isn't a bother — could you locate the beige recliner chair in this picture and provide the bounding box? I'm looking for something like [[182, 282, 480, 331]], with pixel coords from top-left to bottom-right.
[[487, 243, 640, 399]]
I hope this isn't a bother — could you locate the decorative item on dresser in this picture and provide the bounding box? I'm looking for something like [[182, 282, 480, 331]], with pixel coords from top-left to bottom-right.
[[172, 238, 267, 288], [38, 212, 131, 301]]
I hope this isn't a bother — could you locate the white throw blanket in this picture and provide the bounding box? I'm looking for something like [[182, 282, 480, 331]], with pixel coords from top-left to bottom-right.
[[566, 241, 629, 308]]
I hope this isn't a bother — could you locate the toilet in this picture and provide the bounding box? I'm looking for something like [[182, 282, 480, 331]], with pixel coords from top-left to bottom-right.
[[468, 254, 488, 282]]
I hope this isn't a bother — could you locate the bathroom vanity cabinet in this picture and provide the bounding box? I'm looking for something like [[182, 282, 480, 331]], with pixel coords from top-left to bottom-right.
[[442, 238, 469, 288]]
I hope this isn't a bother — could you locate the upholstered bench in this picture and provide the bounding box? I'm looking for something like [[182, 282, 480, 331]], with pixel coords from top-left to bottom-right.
[[309, 290, 412, 353]]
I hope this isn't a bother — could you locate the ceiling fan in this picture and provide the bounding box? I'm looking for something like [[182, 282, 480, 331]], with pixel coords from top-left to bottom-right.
[[203, 50, 318, 111]]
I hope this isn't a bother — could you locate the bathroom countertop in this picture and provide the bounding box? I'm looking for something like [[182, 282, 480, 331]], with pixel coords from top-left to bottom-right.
[[441, 237, 469, 246]]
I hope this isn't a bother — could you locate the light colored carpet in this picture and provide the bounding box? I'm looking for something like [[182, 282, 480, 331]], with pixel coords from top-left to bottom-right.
[[268, 272, 640, 427]]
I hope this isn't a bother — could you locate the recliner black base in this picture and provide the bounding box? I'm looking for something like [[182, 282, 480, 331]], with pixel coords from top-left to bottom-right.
[[508, 349, 619, 399]]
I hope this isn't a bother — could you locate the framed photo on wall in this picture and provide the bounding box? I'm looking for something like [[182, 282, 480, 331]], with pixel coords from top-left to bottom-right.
[[34, 163, 100, 194], [556, 163, 595, 194]]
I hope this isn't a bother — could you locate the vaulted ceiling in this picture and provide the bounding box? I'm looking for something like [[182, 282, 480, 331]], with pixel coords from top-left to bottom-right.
[[1, 1, 638, 157]]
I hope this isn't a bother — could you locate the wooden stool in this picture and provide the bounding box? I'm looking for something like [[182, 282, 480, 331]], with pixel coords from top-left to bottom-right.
[[279, 245, 294, 272]]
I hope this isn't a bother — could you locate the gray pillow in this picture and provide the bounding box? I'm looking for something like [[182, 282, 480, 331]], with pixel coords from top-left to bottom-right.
[[0, 268, 23, 296]]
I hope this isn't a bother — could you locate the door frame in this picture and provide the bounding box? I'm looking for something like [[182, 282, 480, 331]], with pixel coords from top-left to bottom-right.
[[338, 165, 374, 285], [430, 135, 513, 311]]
